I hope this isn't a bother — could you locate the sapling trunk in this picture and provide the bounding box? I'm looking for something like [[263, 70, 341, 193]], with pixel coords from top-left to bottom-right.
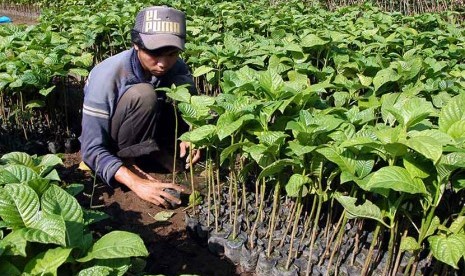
[[361, 222, 382, 276], [305, 196, 323, 276], [382, 220, 397, 276], [279, 200, 296, 248], [249, 178, 266, 249], [189, 146, 196, 213], [285, 193, 303, 270], [351, 219, 363, 266], [391, 228, 408, 276], [325, 211, 348, 276], [299, 195, 317, 248], [318, 208, 345, 266], [206, 150, 211, 227], [172, 101, 179, 184], [232, 168, 239, 240], [266, 181, 281, 258], [213, 148, 220, 232]]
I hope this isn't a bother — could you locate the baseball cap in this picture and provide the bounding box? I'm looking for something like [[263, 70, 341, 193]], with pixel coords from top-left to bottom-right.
[[133, 6, 186, 51]]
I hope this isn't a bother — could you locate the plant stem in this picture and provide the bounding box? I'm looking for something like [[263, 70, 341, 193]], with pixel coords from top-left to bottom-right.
[[266, 180, 280, 257], [285, 194, 303, 270], [172, 101, 178, 184], [249, 178, 265, 249], [325, 211, 348, 276], [279, 200, 296, 247], [305, 196, 323, 276], [382, 220, 397, 276], [391, 229, 408, 276], [361, 222, 382, 276]]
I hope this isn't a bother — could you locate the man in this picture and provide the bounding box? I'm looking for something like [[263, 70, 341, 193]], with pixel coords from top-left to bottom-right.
[[80, 6, 200, 208]]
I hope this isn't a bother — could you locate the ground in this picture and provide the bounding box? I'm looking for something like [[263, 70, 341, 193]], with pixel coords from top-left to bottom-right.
[[60, 152, 242, 276]]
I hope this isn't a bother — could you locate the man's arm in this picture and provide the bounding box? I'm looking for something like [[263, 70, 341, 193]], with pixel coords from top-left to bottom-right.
[[114, 165, 185, 208]]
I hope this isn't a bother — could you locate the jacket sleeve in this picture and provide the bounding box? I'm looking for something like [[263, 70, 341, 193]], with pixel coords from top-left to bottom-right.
[[80, 70, 123, 186]]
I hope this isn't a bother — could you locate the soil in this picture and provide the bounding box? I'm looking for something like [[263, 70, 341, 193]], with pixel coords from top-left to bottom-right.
[[0, 10, 38, 25], [59, 152, 244, 276]]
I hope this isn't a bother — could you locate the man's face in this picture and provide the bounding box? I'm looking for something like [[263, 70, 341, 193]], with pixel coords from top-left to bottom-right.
[[134, 45, 180, 77]]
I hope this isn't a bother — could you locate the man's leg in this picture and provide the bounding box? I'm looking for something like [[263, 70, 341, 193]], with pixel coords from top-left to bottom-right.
[[111, 83, 160, 158]]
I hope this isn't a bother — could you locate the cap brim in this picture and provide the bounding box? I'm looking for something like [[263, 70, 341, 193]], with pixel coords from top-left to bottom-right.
[[139, 33, 185, 51]]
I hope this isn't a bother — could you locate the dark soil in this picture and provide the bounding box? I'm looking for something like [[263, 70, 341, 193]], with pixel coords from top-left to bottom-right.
[[59, 152, 244, 276]]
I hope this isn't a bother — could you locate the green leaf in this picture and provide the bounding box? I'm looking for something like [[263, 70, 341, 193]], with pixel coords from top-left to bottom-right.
[[428, 233, 465, 269], [220, 142, 254, 165], [365, 166, 427, 195], [64, 183, 84, 196], [165, 86, 191, 103], [0, 230, 27, 257], [400, 236, 421, 252], [439, 94, 465, 135], [21, 212, 67, 246], [77, 231, 148, 262], [4, 165, 39, 183], [301, 34, 328, 48], [23, 247, 72, 275], [373, 68, 399, 92], [25, 100, 45, 109], [334, 194, 388, 227], [0, 184, 39, 228], [316, 146, 356, 175], [405, 136, 442, 163], [216, 113, 254, 140], [69, 68, 89, 77], [449, 216, 465, 234], [257, 159, 297, 180], [38, 154, 63, 168], [180, 125, 216, 143], [0, 169, 20, 185], [42, 184, 84, 247], [1, 152, 35, 167], [39, 86, 56, 97], [285, 174, 310, 197], [192, 65, 214, 77], [78, 266, 113, 276]]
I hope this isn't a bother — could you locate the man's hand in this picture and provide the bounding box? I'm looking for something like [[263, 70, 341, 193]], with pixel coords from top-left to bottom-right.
[[115, 165, 186, 208], [179, 141, 201, 169]]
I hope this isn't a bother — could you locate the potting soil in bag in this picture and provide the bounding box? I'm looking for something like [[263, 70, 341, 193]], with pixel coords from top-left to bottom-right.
[[0, 16, 12, 23]]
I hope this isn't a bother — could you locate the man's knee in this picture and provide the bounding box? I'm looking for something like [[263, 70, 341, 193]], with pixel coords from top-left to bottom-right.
[[124, 83, 158, 111]]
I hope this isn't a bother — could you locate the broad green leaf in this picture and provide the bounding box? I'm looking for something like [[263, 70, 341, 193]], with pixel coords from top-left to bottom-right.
[[42, 184, 84, 247], [78, 266, 113, 276], [287, 140, 316, 156], [316, 146, 356, 175], [220, 142, 254, 165], [83, 209, 109, 226], [334, 194, 387, 227], [301, 34, 328, 48], [216, 113, 254, 140], [179, 124, 216, 143], [428, 233, 465, 269], [286, 174, 310, 197], [1, 152, 35, 167], [0, 184, 39, 228], [357, 74, 373, 87], [449, 216, 465, 234], [0, 169, 20, 185], [24, 247, 72, 275], [95, 258, 132, 276], [405, 136, 442, 163], [439, 94, 465, 134], [257, 159, 297, 180], [365, 166, 427, 195], [0, 230, 27, 257], [165, 87, 191, 103], [25, 100, 45, 109], [446, 121, 465, 141], [77, 231, 148, 262], [38, 154, 63, 168], [408, 129, 454, 146], [39, 86, 55, 97], [373, 68, 399, 92], [400, 236, 421, 252], [192, 65, 214, 77], [70, 67, 89, 77], [21, 212, 67, 246], [403, 154, 431, 179], [64, 183, 85, 196], [26, 178, 51, 197], [4, 165, 39, 183]]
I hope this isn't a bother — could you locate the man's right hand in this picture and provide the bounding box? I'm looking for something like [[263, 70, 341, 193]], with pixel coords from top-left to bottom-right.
[[115, 165, 186, 208]]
